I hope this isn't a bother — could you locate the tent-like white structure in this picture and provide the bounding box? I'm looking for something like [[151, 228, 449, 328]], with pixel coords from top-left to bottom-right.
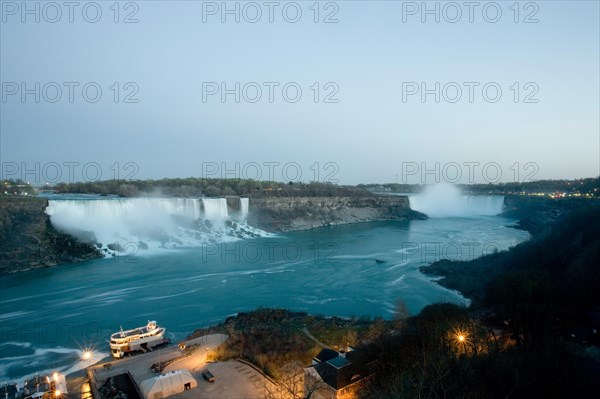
[[140, 369, 198, 399]]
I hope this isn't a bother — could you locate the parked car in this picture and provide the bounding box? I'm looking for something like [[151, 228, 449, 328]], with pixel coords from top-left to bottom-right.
[[202, 370, 215, 383]]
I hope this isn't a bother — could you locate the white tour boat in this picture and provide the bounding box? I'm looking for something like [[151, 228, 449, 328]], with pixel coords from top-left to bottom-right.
[[109, 321, 167, 358]]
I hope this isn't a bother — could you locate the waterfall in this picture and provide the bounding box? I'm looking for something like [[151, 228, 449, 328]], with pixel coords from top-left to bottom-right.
[[408, 184, 504, 217], [201, 198, 228, 221], [240, 198, 249, 219], [462, 195, 505, 215], [178, 198, 201, 220], [46, 198, 200, 243], [46, 197, 263, 253]]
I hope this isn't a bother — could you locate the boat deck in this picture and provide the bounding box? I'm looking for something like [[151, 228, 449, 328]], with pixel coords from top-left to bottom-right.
[[111, 327, 155, 340]]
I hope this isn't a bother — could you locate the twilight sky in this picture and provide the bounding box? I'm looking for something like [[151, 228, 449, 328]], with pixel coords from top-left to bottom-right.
[[1, 0, 599, 185]]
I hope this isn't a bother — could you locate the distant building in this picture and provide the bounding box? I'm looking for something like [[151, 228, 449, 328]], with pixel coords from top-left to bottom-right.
[[366, 186, 391, 193], [304, 348, 377, 399]]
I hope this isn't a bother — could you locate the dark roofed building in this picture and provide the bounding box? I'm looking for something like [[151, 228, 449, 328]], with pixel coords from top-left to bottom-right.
[[313, 348, 341, 365], [0, 384, 17, 399], [327, 356, 351, 369], [305, 348, 377, 399]]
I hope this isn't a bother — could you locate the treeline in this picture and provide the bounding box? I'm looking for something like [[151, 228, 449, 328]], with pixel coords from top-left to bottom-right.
[[51, 179, 373, 198], [460, 177, 600, 195], [360, 177, 600, 195], [423, 204, 600, 317], [361, 302, 598, 398], [1, 179, 35, 196], [363, 205, 600, 398]]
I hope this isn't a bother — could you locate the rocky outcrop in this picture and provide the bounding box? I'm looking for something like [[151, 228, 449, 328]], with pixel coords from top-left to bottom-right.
[[247, 195, 426, 232], [502, 195, 598, 236], [0, 197, 102, 274]]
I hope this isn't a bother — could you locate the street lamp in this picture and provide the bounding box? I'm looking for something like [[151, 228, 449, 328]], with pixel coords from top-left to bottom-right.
[[452, 328, 468, 344], [82, 349, 93, 367], [452, 328, 469, 354]]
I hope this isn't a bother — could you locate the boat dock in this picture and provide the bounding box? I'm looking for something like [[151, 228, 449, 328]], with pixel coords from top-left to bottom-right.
[[85, 334, 227, 399]]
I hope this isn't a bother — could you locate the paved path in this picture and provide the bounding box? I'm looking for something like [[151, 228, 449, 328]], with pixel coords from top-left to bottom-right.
[[91, 345, 182, 384], [162, 335, 275, 399], [302, 327, 330, 349], [164, 334, 227, 374], [172, 360, 275, 399]]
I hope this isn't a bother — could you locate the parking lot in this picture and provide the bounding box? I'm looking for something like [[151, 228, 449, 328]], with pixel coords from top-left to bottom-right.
[[88, 334, 274, 399], [169, 360, 274, 399]]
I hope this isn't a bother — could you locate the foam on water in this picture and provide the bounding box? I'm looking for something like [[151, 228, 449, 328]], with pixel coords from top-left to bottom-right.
[[0, 311, 34, 321], [0, 343, 107, 386]]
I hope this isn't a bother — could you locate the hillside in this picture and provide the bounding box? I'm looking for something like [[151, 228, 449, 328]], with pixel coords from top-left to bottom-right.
[[363, 205, 600, 398]]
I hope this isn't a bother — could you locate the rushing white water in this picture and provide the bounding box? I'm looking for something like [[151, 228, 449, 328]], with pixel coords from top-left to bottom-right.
[[409, 184, 504, 217], [46, 197, 263, 253], [240, 197, 249, 219], [201, 198, 229, 221]]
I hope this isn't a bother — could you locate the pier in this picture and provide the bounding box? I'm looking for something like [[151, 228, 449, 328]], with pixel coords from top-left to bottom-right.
[[77, 334, 272, 399]]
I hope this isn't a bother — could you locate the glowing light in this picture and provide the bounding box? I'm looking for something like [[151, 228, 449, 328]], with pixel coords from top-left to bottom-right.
[[54, 389, 61, 397], [53, 373, 59, 382], [452, 328, 469, 347], [81, 348, 94, 368]]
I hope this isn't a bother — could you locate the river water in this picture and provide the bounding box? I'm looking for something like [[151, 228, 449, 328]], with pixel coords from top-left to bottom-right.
[[0, 194, 529, 383]]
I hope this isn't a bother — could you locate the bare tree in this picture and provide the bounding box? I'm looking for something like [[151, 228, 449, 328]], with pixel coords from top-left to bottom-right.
[[393, 299, 410, 330], [256, 361, 327, 399]]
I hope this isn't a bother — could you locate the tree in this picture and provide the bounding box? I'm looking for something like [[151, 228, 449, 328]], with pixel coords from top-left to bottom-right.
[[256, 361, 327, 399], [393, 298, 410, 330], [487, 270, 554, 347]]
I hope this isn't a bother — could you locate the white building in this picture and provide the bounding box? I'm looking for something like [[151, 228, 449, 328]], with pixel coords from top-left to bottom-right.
[[140, 369, 197, 399]]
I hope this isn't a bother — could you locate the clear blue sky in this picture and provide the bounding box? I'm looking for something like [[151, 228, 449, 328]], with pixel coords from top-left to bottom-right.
[[1, 0, 599, 184]]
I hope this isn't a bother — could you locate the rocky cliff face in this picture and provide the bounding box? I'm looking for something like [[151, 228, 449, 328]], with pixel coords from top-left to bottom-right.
[[0, 197, 102, 274], [247, 195, 426, 232], [502, 195, 598, 236]]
